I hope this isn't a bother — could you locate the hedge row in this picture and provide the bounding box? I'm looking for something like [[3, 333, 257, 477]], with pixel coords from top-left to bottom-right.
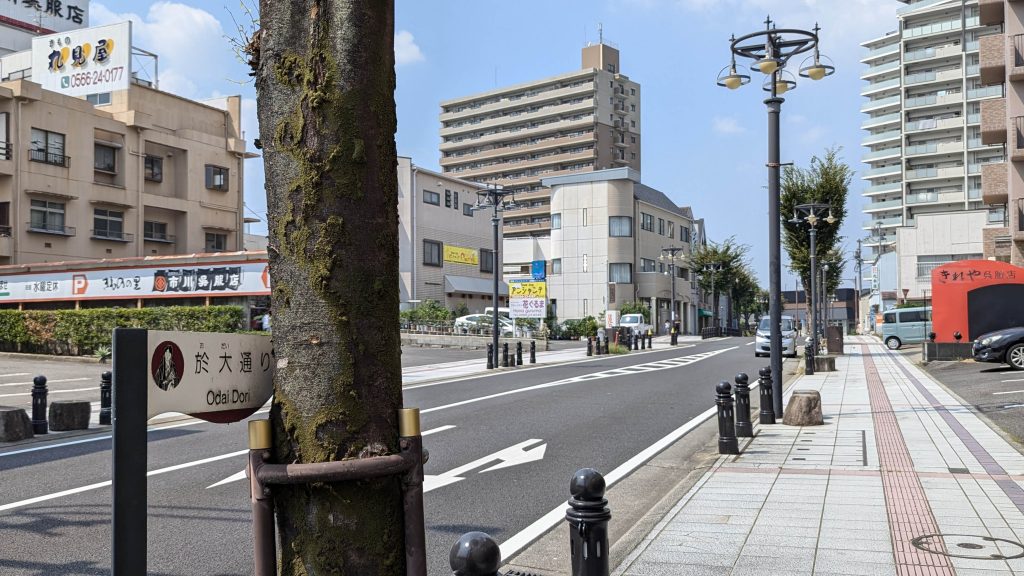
[[0, 306, 245, 356]]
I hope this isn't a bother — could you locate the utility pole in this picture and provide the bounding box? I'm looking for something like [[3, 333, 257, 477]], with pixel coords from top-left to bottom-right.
[[855, 239, 862, 334]]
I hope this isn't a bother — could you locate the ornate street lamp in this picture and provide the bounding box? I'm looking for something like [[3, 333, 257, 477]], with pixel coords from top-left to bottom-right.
[[472, 184, 517, 367], [660, 246, 687, 345], [718, 16, 834, 418]]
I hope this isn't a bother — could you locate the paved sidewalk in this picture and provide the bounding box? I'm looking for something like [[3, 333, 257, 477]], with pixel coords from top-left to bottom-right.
[[613, 335, 1024, 575]]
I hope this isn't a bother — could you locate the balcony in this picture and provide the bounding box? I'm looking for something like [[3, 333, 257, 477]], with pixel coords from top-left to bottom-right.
[[904, 92, 963, 109], [862, 165, 901, 179], [981, 97, 1007, 145], [862, 216, 902, 229], [905, 68, 962, 86], [981, 161, 1008, 204], [968, 85, 1005, 100], [29, 149, 69, 168], [91, 230, 135, 242], [980, 33, 1006, 86], [906, 165, 965, 181], [861, 112, 901, 129], [144, 232, 176, 243], [1012, 34, 1024, 81], [862, 147, 901, 162], [864, 198, 904, 212], [905, 116, 963, 133], [904, 141, 963, 156], [979, 0, 1004, 27], [0, 233, 9, 258], [861, 95, 900, 112], [27, 222, 75, 236], [861, 60, 900, 80], [861, 78, 901, 96], [864, 182, 903, 196], [905, 43, 965, 63], [861, 42, 899, 63], [863, 130, 901, 145], [1014, 116, 1024, 161]]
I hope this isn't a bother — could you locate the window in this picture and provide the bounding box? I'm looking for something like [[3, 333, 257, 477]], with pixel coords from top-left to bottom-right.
[[463, 203, 474, 216], [551, 258, 562, 275], [93, 208, 124, 239], [658, 262, 665, 273], [641, 212, 654, 231], [30, 128, 66, 166], [205, 165, 229, 191], [609, 263, 632, 284], [453, 191, 459, 210], [144, 220, 169, 241], [630, 104, 636, 112], [94, 143, 117, 173], [480, 249, 495, 273], [583, 253, 588, 273], [423, 239, 442, 267], [899, 310, 928, 323], [883, 311, 897, 324], [681, 227, 691, 243], [668, 221, 675, 238], [145, 156, 163, 182], [29, 199, 65, 233], [631, 136, 636, 143], [989, 206, 1007, 225], [630, 88, 636, 96], [609, 216, 632, 237], [445, 189, 451, 208], [205, 232, 227, 252], [86, 92, 112, 106], [423, 190, 440, 205], [658, 218, 665, 235], [641, 258, 656, 272], [582, 208, 588, 227], [551, 213, 561, 229]]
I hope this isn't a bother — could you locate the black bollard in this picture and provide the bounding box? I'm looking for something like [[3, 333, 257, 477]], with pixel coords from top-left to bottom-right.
[[566, 468, 611, 576], [716, 381, 739, 455], [595, 337, 602, 356], [31, 375, 48, 435], [100, 371, 112, 426], [530, 340, 536, 364], [734, 373, 752, 438], [640, 333, 646, 350], [804, 341, 815, 376], [502, 343, 509, 368], [449, 531, 501, 576], [487, 344, 494, 370], [648, 333, 653, 349], [516, 341, 523, 366], [604, 338, 610, 355], [758, 366, 775, 425], [587, 337, 593, 356], [632, 332, 638, 351]]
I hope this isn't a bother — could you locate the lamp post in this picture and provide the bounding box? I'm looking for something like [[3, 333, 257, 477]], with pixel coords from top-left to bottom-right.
[[719, 17, 834, 418], [661, 246, 686, 344], [702, 263, 723, 332], [789, 203, 836, 370], [820, 262, 830, 345], [472, 184, 517, 368]]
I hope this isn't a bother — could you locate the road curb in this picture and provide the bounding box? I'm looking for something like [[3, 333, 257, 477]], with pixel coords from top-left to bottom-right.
[[0, 351, 107, 364]]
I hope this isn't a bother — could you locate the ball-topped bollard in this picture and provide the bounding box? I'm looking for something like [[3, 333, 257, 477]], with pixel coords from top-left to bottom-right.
[[716, 381, 739, 455], [566, 468, 611, 576], [954, 331, 962, 342], [449, 531, 501, 576], [734, 373, 752, 438], [31, 375, 48, 435], [928, 332, 936, 342], [758, 366, 775, 425]]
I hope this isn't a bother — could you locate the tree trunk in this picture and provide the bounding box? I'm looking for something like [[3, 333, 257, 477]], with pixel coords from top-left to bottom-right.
[[254, 1, 404, 574]]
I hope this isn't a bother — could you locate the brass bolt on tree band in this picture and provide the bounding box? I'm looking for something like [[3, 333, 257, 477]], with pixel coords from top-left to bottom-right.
[[399, 408, 421, 437], [248, 419, 273, 450]]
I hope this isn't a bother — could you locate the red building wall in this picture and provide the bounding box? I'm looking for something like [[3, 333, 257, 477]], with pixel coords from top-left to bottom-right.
[[931, 260, 1024, 343]]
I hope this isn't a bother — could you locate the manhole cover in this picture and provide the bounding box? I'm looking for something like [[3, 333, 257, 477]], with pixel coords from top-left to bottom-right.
[[911, 534, 1024, 560]]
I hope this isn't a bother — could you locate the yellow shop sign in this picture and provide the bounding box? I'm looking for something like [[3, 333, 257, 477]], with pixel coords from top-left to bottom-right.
[[444, 245, 479, 266]]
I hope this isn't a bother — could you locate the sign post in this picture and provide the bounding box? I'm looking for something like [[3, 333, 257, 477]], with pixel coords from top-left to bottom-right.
[[111, 328, 274, 576]]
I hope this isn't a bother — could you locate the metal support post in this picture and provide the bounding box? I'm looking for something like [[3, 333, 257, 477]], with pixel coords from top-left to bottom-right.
[[758, 366, 776, 425], [566, 468, 611, 576], [31, 375, 47, 434], [99, 371, 112, 426], [808, 226, 818, 368], [734, 373, 752, 438], [530, 340, 536, 364], [767, 92, 784, 419], [248, 421, 275, 576], [516, 341, 523, 366], [399, 409, 428, 576], [716, 381, 739, 455], [502, 342, 509, 367]]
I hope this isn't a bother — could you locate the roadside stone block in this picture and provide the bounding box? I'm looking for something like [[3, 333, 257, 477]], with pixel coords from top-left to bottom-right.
[[783, 390, 824, 426], [0, 406, 33, 441], [814, 355, 836, 372], [48, 400, 91, 431]]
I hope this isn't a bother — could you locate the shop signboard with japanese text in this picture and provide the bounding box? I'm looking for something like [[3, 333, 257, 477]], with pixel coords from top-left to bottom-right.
[[0, 260, 271, 303], [31, 21, 131, 97], [147, 330, 274, 423], [443, 245, 479, 266], [1, 0, 88, 34], [509, 279, 546, 319]]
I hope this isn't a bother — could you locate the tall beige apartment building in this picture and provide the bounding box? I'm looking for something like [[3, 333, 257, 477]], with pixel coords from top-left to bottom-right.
[[978, 0, 1024, 265], [438, 42, 641, 239], [0, 80, 251, 266]]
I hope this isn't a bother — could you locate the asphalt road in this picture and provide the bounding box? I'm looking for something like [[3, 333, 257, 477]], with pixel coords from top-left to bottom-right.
[[0, 337, 767, 576], [914, 348, 1024, 445]]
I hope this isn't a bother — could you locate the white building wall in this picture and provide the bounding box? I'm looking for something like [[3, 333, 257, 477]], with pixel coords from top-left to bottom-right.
[[896, 210, 987, 298]]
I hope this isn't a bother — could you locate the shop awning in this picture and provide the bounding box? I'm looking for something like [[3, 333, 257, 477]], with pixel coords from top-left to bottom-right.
[[698, 308, 713, 317], [444, 275, 508, 296]]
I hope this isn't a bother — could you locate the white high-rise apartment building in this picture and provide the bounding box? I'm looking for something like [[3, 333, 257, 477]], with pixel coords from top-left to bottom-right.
[[861, 0, 1006, 300]]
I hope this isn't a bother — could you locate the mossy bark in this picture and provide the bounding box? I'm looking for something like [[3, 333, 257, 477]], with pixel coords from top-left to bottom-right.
[[254, 1, 403, 574]]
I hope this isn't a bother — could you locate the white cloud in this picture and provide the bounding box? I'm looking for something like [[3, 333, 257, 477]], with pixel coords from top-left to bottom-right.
[[395, 30, 424, 66], [713, 116, 745, 135]]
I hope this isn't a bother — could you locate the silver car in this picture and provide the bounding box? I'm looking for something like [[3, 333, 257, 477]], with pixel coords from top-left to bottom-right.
[[754, 315, 798, 358]]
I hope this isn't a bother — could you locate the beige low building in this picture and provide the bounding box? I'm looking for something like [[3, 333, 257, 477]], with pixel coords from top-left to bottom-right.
[[0, 81, 252, 265], [543, 168, 697, 333], [397, 157, 507, 313]]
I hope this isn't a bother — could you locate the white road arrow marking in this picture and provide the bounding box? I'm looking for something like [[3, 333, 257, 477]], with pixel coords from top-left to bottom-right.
[[423, 439, 546, 493], [205, 424, 459, 489]]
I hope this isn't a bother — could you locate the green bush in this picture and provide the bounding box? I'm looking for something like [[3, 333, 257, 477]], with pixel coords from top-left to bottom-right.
[[399, 299, 452, 324], [618, 300, 651, 322], [561, 316, 600, 340], [0, 306, 244, 356]]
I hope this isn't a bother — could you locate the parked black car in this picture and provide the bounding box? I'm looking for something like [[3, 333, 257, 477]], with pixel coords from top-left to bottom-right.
[[972, 327, 1024, 370]]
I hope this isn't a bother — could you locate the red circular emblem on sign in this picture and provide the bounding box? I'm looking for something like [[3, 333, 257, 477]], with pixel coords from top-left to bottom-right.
[[151, 341, 184, 391]]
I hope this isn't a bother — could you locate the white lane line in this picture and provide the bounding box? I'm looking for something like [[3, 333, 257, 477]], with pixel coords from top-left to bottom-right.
[[0, 377, 92, 388], [420, 347, 737, 415], [0, 372, 30, 378], [205, 424, 459, 489], [0, 387, 95, 398], [993, 389, 1024, 395], [0, 449, 248, 513], [1001, 378, 1024, 383], [745, 342, 755, 346]]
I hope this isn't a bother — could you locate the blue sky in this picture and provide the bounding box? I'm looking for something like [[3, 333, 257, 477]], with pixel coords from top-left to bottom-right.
[[92, 0, 901, 289]]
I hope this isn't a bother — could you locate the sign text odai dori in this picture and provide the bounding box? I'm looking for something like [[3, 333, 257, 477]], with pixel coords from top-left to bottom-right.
[[147, 330, 273, 423]]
